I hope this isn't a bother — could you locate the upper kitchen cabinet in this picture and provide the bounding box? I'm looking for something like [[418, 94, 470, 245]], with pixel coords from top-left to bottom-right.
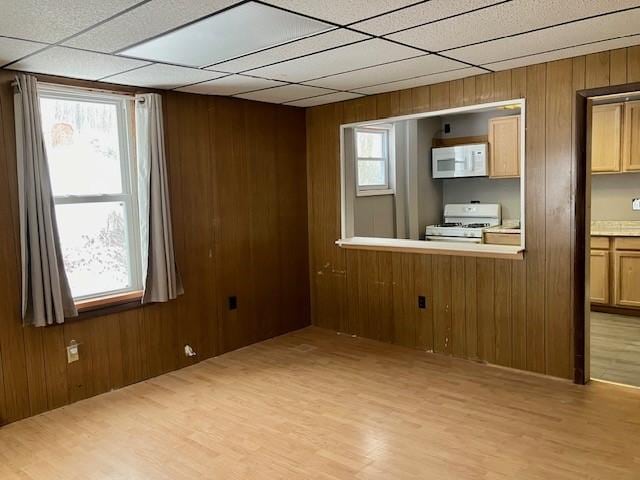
[[591, 103, 623, 173], [623, 100, 640, 172], [488, 115, 520, 178]]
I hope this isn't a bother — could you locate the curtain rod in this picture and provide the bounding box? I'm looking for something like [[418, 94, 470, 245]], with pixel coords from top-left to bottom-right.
[[11, 79, 147, 101]]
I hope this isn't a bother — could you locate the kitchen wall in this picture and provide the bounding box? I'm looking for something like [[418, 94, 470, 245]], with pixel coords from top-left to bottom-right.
[[306, 46, 640, 381], [591, 172, 640, 220], [417, 117, 443, 234], [443, 177, 521, 220], [0, 70, 310, 426]]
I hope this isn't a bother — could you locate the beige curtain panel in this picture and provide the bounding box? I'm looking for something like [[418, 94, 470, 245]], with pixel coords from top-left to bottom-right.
[[136, 93, 183, 303], [14, 74, 77, 326]]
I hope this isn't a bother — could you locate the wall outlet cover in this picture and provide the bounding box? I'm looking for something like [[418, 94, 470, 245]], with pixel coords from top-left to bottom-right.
[[633, 198, 640, 211], [66, 342, 79, 363]]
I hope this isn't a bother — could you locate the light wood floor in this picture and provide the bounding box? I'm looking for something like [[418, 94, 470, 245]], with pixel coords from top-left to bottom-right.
[[591, 311, 640, 387], [1, 327, 639, 480]]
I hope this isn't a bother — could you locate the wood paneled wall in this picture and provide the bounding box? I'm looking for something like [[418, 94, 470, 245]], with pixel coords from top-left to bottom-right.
[[0, 71, 309, 425], [306, 46, 640, 380]]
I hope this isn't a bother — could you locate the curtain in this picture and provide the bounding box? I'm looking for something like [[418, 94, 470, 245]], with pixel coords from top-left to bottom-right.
[[136, 93, 183, 303], [14, 74, 77, 326]]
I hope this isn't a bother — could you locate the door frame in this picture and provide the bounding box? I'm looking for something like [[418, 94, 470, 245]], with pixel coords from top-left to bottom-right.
[[573, 81, 640, 384]]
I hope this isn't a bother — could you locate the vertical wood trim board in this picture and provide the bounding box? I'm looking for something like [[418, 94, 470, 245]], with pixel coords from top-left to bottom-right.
[[305, 46, 640, 380]]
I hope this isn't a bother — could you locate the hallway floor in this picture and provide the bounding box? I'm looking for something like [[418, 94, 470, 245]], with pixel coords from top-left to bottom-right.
[[591, 311, 640, 387]]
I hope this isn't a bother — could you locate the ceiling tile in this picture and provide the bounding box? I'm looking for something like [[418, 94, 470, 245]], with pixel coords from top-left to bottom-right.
[[484, 34, 640, 71], [387, 0, 640, 52], [10, 47, 150, 81], [118, 2, 332, 67], [263, 0, 418, 25], [103, 63, 227, 89], [246, 38, 422, 82], [235, 84, 334, 103], [65, 0, 238, 53], [284, 91, 364, 107], [0, 38, 46, 67], [209, 29, 369, 73], [352, 0, 504, 36], [446, 9, 640, 66], [304, 54, 467, 91], [0, 0, 138, 44], [176, 75, 286, 95], [353, 67, 484, 95]]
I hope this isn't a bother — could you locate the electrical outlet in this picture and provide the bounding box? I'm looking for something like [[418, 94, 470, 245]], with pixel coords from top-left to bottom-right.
[[444, 123, 451, 134], [66, 341, 79, 364], [418, 295, 427, 309], [228, 295, 237, 310], [633, 198, 640, 211]]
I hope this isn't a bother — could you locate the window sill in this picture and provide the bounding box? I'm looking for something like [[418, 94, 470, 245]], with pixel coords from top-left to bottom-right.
[[75, 290, 143, 313], [356, 188, 394, 197], [336, 237, 524, 260]]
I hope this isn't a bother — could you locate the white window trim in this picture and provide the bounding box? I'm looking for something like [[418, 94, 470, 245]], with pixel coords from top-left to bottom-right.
[[355, 126, 392, 196], [39, 86, 143, 302]]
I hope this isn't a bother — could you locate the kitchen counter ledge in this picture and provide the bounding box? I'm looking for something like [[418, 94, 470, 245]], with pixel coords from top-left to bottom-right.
[[337, 237, 524, 260]]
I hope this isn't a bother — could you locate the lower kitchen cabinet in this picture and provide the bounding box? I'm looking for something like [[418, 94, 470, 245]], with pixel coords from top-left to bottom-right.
[[614, 251, 640, 308], [590, 250, 609, 305], [591, 236, 640, 310]]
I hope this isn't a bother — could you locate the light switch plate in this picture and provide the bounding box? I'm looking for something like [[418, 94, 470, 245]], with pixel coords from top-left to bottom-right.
[[633, 198, 640, 211], [66, 342, 79, 363]]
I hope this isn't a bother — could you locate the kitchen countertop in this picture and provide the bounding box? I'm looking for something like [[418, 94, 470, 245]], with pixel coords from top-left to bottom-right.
[[591, 220, 640, 237], [484, 220, 521, 234]]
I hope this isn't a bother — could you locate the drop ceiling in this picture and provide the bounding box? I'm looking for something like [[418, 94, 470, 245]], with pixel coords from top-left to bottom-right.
[[1, 0, 639, 107]]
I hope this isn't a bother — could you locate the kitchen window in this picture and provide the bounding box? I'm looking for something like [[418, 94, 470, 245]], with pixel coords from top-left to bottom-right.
[[355, 127, 392, 195], [39, 86, 143, 303]]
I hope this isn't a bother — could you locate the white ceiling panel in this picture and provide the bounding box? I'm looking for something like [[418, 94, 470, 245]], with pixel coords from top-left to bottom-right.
[[447, 9, 640, 66], [387, 0, 640, 52], [246, 39, 422, 82], [353, 67, 484, 95], [352, 0, 504, 36], [0, 0, 138, 44], [263, 0, 418, 25], [285, 91, 364, 107], [304, 54, 467, 91], [103, 63, 227, 89], [484, 34, 640, 71], [11, 47, 150, 81], [176, 75, 285, 95], [65, 0, 239, 53], [209, 29, 369, 73], [235, 84, 334, 103], [118, 2, 332, 67], [0, 38, 46, 67]]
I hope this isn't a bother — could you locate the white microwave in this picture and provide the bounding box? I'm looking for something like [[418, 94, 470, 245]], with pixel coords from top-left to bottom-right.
[[432, 143, 487, 179]]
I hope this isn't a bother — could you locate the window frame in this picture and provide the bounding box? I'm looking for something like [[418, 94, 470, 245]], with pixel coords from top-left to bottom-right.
[[38, 85, 143, 304], [354, 126, 392, 196]]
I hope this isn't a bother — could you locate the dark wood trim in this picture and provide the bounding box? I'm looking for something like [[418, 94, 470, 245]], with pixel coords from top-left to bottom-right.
[[574, 90, 588, 385], [574, 81, 640, 385], [591, 305, 640, 318]]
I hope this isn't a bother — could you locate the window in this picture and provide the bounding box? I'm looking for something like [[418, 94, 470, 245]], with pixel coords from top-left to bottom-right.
[[355, 127, 391, 195], [39, 87, 142, 301]]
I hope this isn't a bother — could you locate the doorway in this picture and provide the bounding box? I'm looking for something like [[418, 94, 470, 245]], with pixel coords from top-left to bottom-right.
[[579, 87, 640, 387]]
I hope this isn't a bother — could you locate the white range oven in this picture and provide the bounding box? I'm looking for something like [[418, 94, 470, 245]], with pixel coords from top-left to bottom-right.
[[425, 204, 501, 243], [432, 143, 487, 179]]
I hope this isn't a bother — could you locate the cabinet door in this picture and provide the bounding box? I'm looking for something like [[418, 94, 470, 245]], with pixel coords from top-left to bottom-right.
[[489, 115, 520, 178], [614, 251, 640, 308], [590, 250, 610, 305], [623, 100, 640, 172], [591, 103, 622, 173]]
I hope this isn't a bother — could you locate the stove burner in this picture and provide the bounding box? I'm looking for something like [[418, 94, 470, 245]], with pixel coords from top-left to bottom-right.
[[465, 223, 490, 228], [436, 222, 462, 227]]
